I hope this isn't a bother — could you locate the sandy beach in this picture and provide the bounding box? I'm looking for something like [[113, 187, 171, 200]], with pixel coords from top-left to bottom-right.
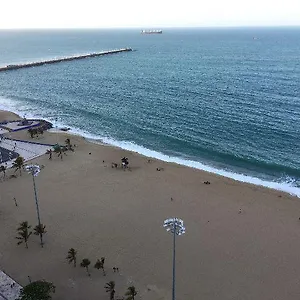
[[1, 110, 300, 300]]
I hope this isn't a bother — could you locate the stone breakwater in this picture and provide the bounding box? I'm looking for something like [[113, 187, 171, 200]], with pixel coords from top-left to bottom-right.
[[0, 48, 133, 72]]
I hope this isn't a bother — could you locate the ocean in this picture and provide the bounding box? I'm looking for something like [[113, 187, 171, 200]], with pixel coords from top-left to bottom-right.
[[0, 28, 299, 196]]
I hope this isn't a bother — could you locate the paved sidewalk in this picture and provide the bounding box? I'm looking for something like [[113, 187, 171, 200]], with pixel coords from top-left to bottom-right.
[[0, 271, 21, 300], [0, 120, 39, 132], [0, 128, 9, 135], [0, 139, 50, 168], [0, 147, 18, 164]]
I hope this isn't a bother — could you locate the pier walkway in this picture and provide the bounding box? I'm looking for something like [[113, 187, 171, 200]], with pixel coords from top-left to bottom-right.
[[0, 48, 132, 72]]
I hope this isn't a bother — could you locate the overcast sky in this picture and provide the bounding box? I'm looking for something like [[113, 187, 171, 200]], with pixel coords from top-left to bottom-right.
[[1, 0, 300, 29]]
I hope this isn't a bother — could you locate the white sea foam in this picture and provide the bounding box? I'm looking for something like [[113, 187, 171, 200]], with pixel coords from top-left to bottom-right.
[[1, 98, 299, 198]]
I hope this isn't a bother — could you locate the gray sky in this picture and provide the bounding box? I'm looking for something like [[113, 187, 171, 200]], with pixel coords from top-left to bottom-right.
[[1, 0, 300, 29]]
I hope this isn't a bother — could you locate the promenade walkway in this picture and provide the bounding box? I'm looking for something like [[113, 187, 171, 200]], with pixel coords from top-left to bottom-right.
[[0, 146, 18, 164], [0, 271, 21, 300], [0, 128, 9, 135], [0, 139, 50, 167], [0, 120, 40, 133], [0, 121, 40, 132], [0, 119, 54, 166]]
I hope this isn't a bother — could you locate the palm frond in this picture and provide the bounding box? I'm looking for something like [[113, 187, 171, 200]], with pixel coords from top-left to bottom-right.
[[34, 224, 46, 235], [80, 258, 91, 267], [66, 248, 77, 264], [16, 221, 32, 248], [125, 286, 137, 300]]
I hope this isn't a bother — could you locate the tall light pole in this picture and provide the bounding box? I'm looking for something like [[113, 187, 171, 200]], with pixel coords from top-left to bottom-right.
[[54, 117, 59, 145], [163, 217, 186, 300], [25, 164, 43, 246]]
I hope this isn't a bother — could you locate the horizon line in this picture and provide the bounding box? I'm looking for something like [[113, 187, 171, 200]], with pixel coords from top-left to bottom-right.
[[1, 25, 300, 30]]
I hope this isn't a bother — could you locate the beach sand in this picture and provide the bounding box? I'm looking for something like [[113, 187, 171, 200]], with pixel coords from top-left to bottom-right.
[[0, 110, 21, 122], [1, 110, 300, 300]]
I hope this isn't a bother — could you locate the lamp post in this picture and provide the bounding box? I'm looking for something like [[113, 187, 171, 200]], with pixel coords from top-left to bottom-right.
[[25, 164, 43, 246], [163, 218, 186, 300], [54, 117, 59, 144]]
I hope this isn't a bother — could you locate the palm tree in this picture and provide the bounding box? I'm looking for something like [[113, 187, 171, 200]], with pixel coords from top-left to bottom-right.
[[53, 145, 66, 160], [46, 149, 53, 160], [38, 128, 44, 135], [94, 257, 106, 275], [66, 248, 77, 267], [16, 221, 32, 248], [125, 286, 137, 300], [13, 156, 24, 176], [65, 138, 73, 151], [80, 258, 91, 276], [0, 165, 6, 179], [33, 224, 46, 247], [105, 281, 116, 300], [28, 128, 35, 138]]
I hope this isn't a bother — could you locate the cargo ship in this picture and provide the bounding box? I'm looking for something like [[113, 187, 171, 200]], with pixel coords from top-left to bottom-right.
[[141, 30, 162, 34]]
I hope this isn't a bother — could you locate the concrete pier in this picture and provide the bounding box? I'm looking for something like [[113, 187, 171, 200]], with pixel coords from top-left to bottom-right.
[[0, 48, 132, 72]]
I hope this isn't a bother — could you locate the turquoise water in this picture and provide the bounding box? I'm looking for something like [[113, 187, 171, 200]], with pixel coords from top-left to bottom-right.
[[0, 28, 300, 195]]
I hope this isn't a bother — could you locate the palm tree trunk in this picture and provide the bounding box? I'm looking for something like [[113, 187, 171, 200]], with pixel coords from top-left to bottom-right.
[[74, 260, 76, 267], [25, 241, 28, 248], [86, 267, 90, 276]]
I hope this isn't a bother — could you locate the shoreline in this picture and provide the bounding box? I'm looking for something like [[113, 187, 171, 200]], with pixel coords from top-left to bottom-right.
[[1, 108, 296, 202], [0, 107, 298, 198]]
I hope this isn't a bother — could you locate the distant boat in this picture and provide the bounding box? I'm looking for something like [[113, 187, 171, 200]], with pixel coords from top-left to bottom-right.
[[141, 30, 162, 34]]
